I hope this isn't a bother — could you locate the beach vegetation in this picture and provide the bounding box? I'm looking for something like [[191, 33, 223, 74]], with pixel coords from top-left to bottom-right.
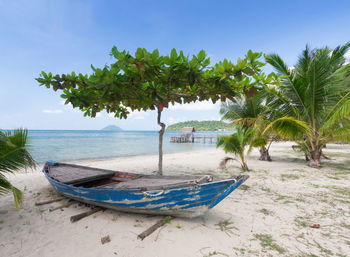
[[215, 219, 238, 236], [37, 47, 275, 175], [220, 90, 277, 161], [0, 129, 36, 209], [217, 125, 254, 170], [264, 42, 350, 168], [258, 208, 273, 215], [254, 233, 286, 254]]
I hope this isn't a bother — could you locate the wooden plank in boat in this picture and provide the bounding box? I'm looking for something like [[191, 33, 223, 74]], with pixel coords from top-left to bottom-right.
[[48, 164, 115, 185], [97, 177, 198, 190]]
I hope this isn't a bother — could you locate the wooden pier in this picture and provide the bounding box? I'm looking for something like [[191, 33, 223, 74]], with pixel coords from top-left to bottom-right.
[[170, 135, 218, 144]]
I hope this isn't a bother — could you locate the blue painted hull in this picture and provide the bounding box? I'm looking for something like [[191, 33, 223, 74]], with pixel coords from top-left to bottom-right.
[[43, 163, 248, 218]]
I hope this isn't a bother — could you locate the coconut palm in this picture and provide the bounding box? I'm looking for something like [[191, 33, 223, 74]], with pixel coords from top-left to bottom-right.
[[0, 129, 36, 209], [217, 125, 254, 171], [220, 92, 275, 161], [265, 42, 350, 167]]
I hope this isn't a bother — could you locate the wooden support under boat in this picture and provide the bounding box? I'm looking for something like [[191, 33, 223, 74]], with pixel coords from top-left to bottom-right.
[[35, 198, 64, 206], [49, 200, 74, 212], [138, 216, 173, 240], [70, 207, 103, 223]]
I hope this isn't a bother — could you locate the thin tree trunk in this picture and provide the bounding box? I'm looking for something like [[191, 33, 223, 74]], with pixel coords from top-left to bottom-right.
[[259, 146, 272, 161], [240, 155, 249, 171], [309, 147, 322, 168], [309, 134, 322, 168], [157, 107, 166, 175]]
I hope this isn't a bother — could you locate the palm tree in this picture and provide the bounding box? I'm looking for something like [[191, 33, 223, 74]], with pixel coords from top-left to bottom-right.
[[220, 92, 274, 161], [217, 125, 254, 171], [0, 129, 36, 209], [265, 42, 350, 167]]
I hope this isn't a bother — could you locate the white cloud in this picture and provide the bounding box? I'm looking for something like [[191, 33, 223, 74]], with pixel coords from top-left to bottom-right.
[[43, 109, 63, 114], [345, 51, 350, 64], [95, 113, 101, 118], [169, 100, 220, 111], [167, 117, 177, 125]]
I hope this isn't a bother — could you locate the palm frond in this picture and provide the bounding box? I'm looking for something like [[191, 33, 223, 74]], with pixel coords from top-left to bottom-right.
[[0, 174, 23, 209], [262, 116, 310, 140], [0, 129, 36, 173]]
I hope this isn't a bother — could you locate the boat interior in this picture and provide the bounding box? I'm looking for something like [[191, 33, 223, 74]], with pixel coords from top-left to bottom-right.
[[45, 163, 216, 191]]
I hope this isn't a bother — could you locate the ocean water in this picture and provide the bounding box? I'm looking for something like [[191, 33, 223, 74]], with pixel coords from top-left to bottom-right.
[[27, 130, 232, 163]]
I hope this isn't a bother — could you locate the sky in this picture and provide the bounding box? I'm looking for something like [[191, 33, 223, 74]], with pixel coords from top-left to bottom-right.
[[1, 0, 350, 130]]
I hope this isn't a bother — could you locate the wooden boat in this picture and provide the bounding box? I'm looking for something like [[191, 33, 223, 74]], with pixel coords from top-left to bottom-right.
[[43, 162, 249, 218]]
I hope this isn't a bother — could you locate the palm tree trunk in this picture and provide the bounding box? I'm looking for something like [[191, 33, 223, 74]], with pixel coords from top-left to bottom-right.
[[309, 146, 322, 168], [259, 146, 272, 161], [240, 155, 249, 171], [157, 107, 166, 175], [309, 134, 322, 168]]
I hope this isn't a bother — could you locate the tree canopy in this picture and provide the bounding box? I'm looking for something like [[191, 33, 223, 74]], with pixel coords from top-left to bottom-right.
[[36, 47, 275, 118], [36, 46, 277, 174]]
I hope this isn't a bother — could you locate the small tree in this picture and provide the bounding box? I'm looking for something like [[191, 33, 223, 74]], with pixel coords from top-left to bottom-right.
[[220, 92, 275, 161], [37, 47, 269, 174], [217, 125, 254, 171]]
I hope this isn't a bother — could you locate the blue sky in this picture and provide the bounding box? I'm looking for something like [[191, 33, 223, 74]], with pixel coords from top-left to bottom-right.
[[1, 0, 349, 130]]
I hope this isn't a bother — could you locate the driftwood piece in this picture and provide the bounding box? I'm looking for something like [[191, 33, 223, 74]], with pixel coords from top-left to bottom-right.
[[35, 198, 64, 206], [49, 200, 74, 212], [138, 216, 173, 240], [101, 235, 111, 244], [70, 208, 102, 223]]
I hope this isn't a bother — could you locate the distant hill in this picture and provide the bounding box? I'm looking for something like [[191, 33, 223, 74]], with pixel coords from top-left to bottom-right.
[[101, 125, 123, 131], [167, 120, 234, 131]]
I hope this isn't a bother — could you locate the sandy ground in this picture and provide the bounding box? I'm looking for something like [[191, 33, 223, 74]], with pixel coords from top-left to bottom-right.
[[0, 142, 349, 257]]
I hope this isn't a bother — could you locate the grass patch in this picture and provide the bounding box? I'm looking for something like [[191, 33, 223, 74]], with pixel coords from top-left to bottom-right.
[[323, 162, 350, 171], [215, 219, 238, 237], [254, 234, 286, 254], [332, 186, 350, 197], [326, 175, 341, 180], [233, 248, 246, 255], [341, 223, 350, 230], [239, 185, 250, 191], [294, 216, 308, 228], [314, 240, 333, 256], [176, 224, 182, 229], [260, 187, 271, 193], [281, 174, 300, 181], [258, 208, 273, 216]]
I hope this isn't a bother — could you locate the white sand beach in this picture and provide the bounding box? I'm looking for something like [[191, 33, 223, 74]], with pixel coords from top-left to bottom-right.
[[0, 142, 349, 257]]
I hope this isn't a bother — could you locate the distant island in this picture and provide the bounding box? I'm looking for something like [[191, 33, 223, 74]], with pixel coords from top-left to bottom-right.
[[101, 125, 123, 131], [166, 120, 234, 131]]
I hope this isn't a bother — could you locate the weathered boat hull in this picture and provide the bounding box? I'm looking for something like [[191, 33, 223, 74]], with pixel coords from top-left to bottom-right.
[[43, 162, 248, 218]]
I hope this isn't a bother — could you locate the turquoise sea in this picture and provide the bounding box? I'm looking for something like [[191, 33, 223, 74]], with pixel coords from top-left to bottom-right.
[[28, 130, 232, 163]]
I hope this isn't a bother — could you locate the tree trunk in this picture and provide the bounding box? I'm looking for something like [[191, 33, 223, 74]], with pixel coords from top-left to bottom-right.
[[309, 147, 322, 168], [241, 162, 249, 171], [308, 132, 322, 168], [240, 155, 249, 171], [259, 146, 272, 161], [157, 107, 166, 175]]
